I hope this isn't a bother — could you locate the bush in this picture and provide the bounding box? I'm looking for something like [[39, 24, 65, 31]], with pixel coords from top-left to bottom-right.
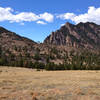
[[33, 62, 45, 69]]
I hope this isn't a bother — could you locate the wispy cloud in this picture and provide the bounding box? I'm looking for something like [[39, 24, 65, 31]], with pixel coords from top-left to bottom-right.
[[57, 6, 100, 25], [60, 23, 65, 26], [36, 20, 46, 25], [0, 7, 54, 25]]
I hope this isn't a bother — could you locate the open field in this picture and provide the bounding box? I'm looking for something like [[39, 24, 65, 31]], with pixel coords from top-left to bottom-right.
[[0, 67, 100, 100]]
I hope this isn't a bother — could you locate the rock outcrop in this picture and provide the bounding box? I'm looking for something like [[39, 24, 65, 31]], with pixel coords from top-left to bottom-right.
[[44, 22, 100, 49]]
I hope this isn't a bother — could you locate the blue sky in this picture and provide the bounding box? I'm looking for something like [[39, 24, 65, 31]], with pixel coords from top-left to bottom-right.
[[0, 0, 100, 42]]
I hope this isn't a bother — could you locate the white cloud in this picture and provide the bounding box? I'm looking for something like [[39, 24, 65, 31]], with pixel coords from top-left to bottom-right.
[[0, 7, 54, 24], [57, 6, 100, 25], [13, 12, 39, 22], [36, 20, 46, 25], [57, 13, 75, 20], [0, 7, 13, 22], [39, 12, 54, 22]]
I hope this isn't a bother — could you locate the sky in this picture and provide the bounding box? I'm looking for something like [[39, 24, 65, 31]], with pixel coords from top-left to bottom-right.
[[0, 0, 100, 42]]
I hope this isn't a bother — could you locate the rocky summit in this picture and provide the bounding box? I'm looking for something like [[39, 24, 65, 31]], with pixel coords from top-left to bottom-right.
[[44, 22, 100, 50]]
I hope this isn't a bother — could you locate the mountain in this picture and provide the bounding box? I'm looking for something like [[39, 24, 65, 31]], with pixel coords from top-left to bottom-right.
[[0, 27, 40, 67], [0, 23, 100, 70], [0, 26, 37, 56], [44, 22, 100, 50]]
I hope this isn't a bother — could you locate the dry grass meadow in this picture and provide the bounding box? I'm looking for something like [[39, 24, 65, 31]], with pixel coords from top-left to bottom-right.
[[0, 66, 100, 100]]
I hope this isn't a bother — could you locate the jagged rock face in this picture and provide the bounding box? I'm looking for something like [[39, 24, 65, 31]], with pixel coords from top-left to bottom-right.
[[44, 22, 100, 49]]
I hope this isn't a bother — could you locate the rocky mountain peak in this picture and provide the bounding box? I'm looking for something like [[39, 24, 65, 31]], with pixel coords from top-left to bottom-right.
[[65, 22, 72, 26], [44, 22, 100, 49]]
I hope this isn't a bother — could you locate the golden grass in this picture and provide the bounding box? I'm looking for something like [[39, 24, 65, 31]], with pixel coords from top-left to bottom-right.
[[0, 66, 100, 100]]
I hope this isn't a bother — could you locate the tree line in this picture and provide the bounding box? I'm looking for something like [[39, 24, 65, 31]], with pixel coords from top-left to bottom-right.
[[0, 46, 100, 70]]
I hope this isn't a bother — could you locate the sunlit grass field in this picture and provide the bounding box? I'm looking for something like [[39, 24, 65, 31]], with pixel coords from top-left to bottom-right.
[[0, 66, 100, 100]]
